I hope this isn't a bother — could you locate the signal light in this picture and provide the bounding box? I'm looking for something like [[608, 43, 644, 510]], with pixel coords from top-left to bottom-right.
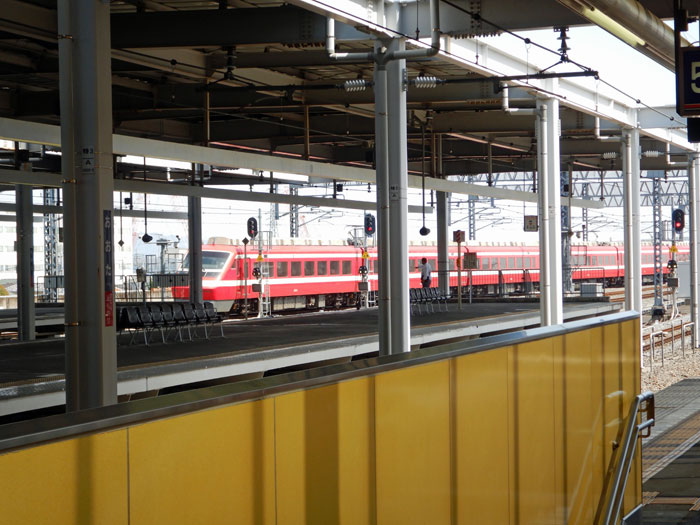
[[247, 217, 258, 238], [672, 209, 685, 233], [364, 214, 376, 236]]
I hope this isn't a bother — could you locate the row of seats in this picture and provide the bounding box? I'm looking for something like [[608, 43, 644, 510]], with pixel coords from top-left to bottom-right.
[[117, 302, 225, 346], [410, 287, 450, 315]]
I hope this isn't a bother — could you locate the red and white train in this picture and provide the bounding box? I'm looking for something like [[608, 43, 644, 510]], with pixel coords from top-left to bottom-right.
[[172, 239, 689, 313]]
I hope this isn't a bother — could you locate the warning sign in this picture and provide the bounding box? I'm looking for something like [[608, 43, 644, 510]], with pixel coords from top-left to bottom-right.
[[362, 250, 369, 259], [82, 146, 95, 173], [256, 254, 264, 262]]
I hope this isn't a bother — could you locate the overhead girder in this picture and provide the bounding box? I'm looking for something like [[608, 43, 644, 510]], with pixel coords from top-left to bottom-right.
[[111, 6, 369, 49]]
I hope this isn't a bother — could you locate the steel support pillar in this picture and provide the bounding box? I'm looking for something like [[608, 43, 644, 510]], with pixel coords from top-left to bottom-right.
[[436, 136, 449, 295], [59, 0, 117, 410], [386, 38, 410, 353], [16, 176, 35, 341], [623, 128, 643, 315], [188, 194, 203, 304], [536, 96, 563, 326], [374, 46, 391, 356], [689, 153, 699, 347]]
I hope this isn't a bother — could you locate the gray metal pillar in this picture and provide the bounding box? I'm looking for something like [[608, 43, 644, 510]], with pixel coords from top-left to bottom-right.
[[623, 128, 643, 315], [436, 136, 449, 295], [188, 192, 203, 304], [536, 96, 563, 326], [374, 46, 391, 355], [386, 38, 410, 353], [689, 153, 699, 347], [59, 0, 117, 410], [16, 176, 35, 341]]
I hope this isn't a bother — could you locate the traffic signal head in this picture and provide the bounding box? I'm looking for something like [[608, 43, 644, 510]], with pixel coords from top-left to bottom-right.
[[364, 214, 376, 236], [672, 209, 685, 233], [247, 217, 258, 238]]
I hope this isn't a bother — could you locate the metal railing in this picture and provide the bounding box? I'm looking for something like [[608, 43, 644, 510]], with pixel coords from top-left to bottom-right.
[[120, 273, 189, 303], [596, 391, 655, 525]]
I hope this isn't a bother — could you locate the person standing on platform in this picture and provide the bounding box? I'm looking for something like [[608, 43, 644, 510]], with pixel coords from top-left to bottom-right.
[[420, 257, 432, 288]]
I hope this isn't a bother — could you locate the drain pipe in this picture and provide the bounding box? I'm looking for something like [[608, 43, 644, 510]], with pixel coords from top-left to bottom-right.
[[327, 0, 441, 64], [594, 117, 624, 142], [500, 83, 537, 114], [666, 143, 689, 168]]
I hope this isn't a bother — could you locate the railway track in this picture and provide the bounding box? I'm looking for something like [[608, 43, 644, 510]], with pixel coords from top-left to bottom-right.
[[606, 285, 671, 303]]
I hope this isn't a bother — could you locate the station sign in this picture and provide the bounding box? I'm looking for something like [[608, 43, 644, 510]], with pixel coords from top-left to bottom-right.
[[677, 47, 700, 117], [524, 215, 538, 232]]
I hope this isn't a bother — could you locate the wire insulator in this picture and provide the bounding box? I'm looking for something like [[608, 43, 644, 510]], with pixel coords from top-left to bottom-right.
[[343, 79, 369, 92], [642, 150, 662, 158], [602, 151, 618, 160], [412, 76, 439, 89]]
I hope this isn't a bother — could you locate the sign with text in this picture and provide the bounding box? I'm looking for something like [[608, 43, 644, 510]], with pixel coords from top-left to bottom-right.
[[103, 210, 114, 327], [677, 47, 700, 116], [524, 215, 538, 232]]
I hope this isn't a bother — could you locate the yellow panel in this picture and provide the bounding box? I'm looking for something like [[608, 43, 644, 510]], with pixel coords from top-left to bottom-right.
[[453, 348, 510, 524], [337, 377, 376, 524], [620, 318, 642, 514], [602, 323, 623, 473], [376, 361, 451, 524], [563, 328, 594, 525], [514, 337, 558, 524], [552, 333, 566, 525], [129, 399, 275, 525], [275, 378, 376, 525], [275, 390, 307, 525], [588, 325, 607, 517], [0, 430, 128, 525]]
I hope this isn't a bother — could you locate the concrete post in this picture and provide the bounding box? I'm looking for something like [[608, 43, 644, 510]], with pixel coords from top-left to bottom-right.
[[373, 44, 391, 356], [386, 38, 410, 353], [436, 136, 450, 295], [58, 0, 117, 410], [623, 128, 643, 315], [536, 96, 564, 326], [16, 173, 35, 341]]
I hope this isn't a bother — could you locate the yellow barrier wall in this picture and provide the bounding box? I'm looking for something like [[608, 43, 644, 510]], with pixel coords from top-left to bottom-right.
[[0, 318, 640, 524]]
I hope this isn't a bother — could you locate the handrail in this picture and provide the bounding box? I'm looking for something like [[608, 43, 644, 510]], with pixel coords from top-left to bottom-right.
[[596, 391, 655, 525]]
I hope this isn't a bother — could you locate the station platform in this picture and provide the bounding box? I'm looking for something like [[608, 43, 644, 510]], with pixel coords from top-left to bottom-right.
[[642, 379, 700, 523], [0, 300, 618, 417]]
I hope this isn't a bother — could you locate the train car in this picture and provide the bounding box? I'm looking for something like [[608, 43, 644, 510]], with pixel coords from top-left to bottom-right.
[[172, 239, 688, 313]]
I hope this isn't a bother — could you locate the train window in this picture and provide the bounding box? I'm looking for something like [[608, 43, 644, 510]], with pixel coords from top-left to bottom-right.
[[481, 258, 487, 270], [265, 262, 274, 276], [318, 261, 328, 275], [304, 261, 315, 276], [587, 256, 593, 266], [516, 257, 522, 268], [342, 260, 352, 274], [508, 257, 514, 269], [409, 259, 416, 272], [330, 261, 340, 275], [449, 258, 456, 270], [430, 259, 437, 271], [489, 258, 496, 269], [524, 257, 530, 269], [499, 257, 506, 269], [291, 261, 302, 276], [277, 261, 288, 277]]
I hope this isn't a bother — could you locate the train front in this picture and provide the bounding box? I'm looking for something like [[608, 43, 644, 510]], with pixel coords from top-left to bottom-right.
[[172, 244, 240, 312]]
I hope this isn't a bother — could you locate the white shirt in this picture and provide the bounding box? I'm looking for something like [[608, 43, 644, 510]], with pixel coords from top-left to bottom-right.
[[421, 261, 432, 281]]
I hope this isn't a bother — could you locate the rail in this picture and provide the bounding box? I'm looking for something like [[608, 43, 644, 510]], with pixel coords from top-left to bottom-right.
[[596, 391, 655, 525], [643, 322, 696, 369]]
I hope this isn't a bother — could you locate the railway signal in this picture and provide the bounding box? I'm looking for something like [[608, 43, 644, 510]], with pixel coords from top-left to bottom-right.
[[672, 209, 685, 233], [247, 217, 258, 238], [364, 214, 376, 236]]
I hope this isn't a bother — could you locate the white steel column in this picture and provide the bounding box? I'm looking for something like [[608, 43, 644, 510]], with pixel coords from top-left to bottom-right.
[[536, 96, 563, 326], [374, 45, 391, 355], [16, 174, 35, 341], [386, 37, 410, 354], [689, 153, 700, 347], [623, 128, 642, 316], [59, 0, 117, 410]]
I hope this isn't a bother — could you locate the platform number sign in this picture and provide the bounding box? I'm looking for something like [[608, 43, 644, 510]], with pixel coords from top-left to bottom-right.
[[677, 47, 700, 116], [524, 215, 538, 232]]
